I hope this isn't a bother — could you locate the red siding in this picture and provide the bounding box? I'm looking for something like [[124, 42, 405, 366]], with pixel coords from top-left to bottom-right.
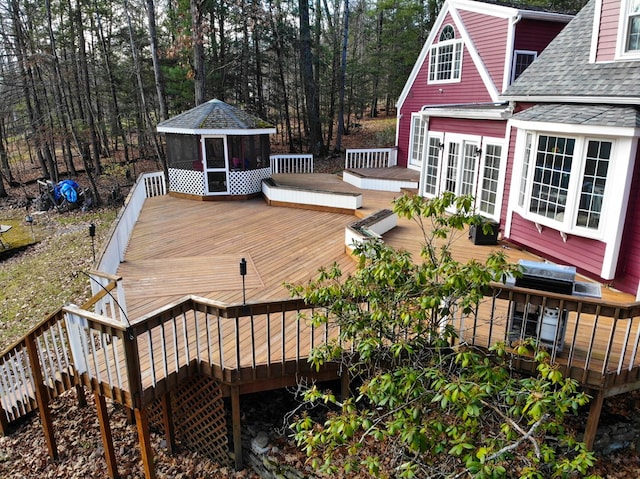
[[612, 148, 640, 294], [458, 11, 509, 90], [595, 0, 621, 62], [428, 117, 506, 138], [509, 213, 607, 279], [514, 19, 568, 55], [397, 12, 501, 166]]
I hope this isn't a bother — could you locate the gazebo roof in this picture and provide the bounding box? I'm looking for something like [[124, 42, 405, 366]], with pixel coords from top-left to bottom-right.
[[156, 99, 276, 135]]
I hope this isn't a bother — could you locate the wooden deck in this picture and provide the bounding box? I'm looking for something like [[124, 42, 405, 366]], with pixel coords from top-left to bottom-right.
[[3, 170, 640, 478], [119, 173, 632, 320]]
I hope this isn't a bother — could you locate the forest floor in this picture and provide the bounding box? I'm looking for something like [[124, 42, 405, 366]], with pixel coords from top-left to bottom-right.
[[0, 116, 639, 477]]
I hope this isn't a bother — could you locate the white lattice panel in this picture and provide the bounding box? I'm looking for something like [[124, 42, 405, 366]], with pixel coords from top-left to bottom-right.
[[169, 168, 205, 196], [229, 168, 271, 195]]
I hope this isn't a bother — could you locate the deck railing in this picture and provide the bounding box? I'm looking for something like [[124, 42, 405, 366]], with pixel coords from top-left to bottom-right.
[[454, 284, 640, 389], [345, 147, 398, 169], [96, 171, 166, 277], [3, 279, 640, 443], [270, 154, 314, 174]]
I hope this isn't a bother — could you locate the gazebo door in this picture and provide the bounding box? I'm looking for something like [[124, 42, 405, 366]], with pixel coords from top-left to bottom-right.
[[203, 136, 229, 194]]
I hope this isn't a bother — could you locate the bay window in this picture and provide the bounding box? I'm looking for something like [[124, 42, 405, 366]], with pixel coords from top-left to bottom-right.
[[517, 132, 612, 235]]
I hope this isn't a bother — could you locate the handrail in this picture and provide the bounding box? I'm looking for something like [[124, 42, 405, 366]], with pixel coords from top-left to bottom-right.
[[95, 171, 166, 277], [3, 278, 640, 427]]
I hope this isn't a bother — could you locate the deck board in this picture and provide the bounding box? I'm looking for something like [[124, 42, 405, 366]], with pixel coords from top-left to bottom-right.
[[116, 172, 636, 398]]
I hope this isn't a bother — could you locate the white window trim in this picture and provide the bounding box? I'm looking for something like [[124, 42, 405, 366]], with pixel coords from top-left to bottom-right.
[[476, 138, 507, 222], [510, 126, 634, 248], [420, 131, 444, 198], [511, 50, 537, 84], [428, 31, 464, 84], [419, 132, 506, 221], [615, 0, 640, 60], [408, 113, 427, 171]]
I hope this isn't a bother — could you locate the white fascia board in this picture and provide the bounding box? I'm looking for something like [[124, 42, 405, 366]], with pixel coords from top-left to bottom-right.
[[602, 138, 637, 279], [452, 0, 517, 18], [453, 0, 572, 22], [397, 2, 450, 109], [420, 105, 511, 120], [509, 118, 639, 137], [157, 127, 277, 135], [449, 6, 501, 101], [589, 0, 603, 63], [500, 94, 640, 104]]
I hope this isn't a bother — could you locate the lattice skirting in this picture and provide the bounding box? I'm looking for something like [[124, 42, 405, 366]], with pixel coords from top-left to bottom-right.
[[228, 168, 271, 195], [148, 376, 230, 466], [168, 168, 205, 196]]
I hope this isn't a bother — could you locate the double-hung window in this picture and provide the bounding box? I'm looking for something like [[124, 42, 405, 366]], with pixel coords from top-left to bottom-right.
[[627, 0, 640, 51], [428, 25, 463, 83], [511, 50, 537, 83], [517, 132, 611, 236], [617, 0, 640, 57]]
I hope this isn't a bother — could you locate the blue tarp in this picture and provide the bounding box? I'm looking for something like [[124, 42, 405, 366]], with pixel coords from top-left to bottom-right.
[[54, 180, 79, 203]]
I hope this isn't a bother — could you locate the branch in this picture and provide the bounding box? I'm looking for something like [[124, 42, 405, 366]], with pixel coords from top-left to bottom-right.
[[480, 397, 548, 461]]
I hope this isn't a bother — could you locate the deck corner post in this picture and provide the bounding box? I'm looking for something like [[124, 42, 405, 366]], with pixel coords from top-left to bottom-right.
[[584, 388, 605, 451], [161, 392, 176, 454], [231, 386, 243, 470], [134, 407, 156, 479], [94, 391, 119, 479], [25, 334, 58, 460]]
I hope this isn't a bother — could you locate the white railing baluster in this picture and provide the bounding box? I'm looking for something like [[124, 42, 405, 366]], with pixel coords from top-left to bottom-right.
[[270, 154, 314, 174], [345, 148, 397, 169]]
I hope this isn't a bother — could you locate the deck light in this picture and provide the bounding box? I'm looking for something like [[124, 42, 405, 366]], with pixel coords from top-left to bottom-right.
[[240, 258, 247, 304], [89, 223, 96, 263], [25, 215, 34, 240]]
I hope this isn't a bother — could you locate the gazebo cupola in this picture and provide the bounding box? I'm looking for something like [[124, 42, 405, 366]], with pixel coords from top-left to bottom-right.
[[157, 99, 276, 199]]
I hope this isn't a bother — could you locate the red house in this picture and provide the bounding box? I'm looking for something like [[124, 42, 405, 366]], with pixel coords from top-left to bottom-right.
[[397, 0, 640, 296], [396, 0, 571, 222]]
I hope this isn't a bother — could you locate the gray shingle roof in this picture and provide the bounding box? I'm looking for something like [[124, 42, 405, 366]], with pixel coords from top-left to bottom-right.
[[502, 0, 640, 102], [513, 103, 640, 127], [157, 99, 275, 131]]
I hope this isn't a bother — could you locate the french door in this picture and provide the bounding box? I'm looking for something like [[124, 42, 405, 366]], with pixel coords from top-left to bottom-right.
[[423, 133, 504, 221]]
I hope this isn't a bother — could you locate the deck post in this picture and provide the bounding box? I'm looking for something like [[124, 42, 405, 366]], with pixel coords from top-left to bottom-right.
[[161, 392, 176, 454], [134, 407, 156, 479], [231, 386, 243, 470], [0, 398, 8, 435], [584, 389, 604, 450], [94, 391, 119, 479], [25, 334, 58, 460], [75, 384, 87, 408]]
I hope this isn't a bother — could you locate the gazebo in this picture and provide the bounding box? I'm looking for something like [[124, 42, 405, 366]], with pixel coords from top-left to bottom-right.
[[157, 99, 276, 199]]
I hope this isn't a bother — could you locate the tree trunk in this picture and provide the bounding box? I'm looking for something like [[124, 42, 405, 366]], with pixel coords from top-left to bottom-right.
[[299, 0, 324, 156], [147, 0, 168, 121], [75, 0, 102, 177], [94, 0, 131, 164], [191, 0, 206, 105], [335, 0, 349, 152]]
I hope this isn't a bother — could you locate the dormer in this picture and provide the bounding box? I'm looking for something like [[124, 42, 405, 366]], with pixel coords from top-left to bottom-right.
[[616, 0, 640, 59], [592, 0, 640, 62]]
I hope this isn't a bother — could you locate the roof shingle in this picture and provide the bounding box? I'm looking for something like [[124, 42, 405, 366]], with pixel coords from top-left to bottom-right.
[[502, 0, 640, 102]]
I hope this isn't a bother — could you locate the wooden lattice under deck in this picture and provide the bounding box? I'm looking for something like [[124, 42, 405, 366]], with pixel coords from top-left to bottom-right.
[[149, 376, 230, 467]]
